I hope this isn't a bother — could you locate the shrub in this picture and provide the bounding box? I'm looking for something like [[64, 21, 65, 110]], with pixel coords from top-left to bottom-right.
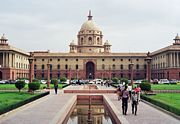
[[103, 77, 107, 80], [15, 80, 26, 92], [140, 82, 151, 91], [28, 82, 40, 93], [51, 79, 58, 84], [119, 78, 128, 85], [112, 77, 119, 83], [60, 77, 67, 83], [32, 79, 40, 83], [142, 80, 148, 83]]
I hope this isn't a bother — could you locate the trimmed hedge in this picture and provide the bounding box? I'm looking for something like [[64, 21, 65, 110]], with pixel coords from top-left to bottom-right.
[[62, 84, 71, 88], [111, 84, 118, 88], [28, 82, 40, 93], [140, 82, 151, 91], [141, 94, 180, 116], [15, 81, 25, 92], [0, 91, 49, 115]]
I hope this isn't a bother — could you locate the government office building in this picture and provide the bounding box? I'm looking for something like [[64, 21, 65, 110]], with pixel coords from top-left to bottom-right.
[[0, 12, 180, 81]]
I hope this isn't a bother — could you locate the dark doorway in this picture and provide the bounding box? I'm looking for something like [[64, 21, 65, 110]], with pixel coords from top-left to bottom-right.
[[0, 71, 2, 80], [86, 62, 95, 79]]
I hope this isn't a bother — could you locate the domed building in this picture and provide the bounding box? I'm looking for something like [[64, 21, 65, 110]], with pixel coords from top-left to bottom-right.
[[0, 11, 180, 81]]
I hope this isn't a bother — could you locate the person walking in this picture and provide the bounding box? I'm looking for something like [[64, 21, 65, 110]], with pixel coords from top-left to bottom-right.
[[131, 91, 139, 115], [122, 85, 129, 115], [54, 81, 58, 94]]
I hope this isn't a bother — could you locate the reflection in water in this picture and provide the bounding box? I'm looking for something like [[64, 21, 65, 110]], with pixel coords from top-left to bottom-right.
[[67, 104, 113, 124]]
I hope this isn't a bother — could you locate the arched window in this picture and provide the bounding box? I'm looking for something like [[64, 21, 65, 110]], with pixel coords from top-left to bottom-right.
[[97, 37, 100, 44], [57, 64, 60, 70], [128, 64, 131, 70], [112, 64, 116, 70], [50, 64, 52, 71], [65, 64, 68, 70], [76, 64, 78, 70], [120, 64, 123, 69], [88, 37, 92, 45], [81, 38, 83, 45], [42, 64, 44, 70], [136, 64, 139, 70], [102, 64, 105, 70], [34, 64, 37, 70]]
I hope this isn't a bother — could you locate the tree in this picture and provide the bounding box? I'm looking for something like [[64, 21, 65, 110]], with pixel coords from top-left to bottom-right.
[[51, 79, 58, 84], [15, 80, 25, 92], [28, 82, 40, 93], [112, 77, 119, 83]]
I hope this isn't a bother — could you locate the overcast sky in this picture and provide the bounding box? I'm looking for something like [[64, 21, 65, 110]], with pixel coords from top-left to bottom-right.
[[0, 0, 180, 53]]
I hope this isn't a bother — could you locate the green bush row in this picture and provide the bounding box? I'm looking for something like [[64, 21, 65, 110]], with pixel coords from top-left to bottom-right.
[[141, 95, 180, 116], [0, 91, 49, 115], [62, 84, 71, 88]]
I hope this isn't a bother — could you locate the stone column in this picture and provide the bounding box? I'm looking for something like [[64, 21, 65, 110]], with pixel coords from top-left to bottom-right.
[[6, 53, 8, 67], [129, 62, 134, 86], [9, 53, 11, 67], [2, 52, 5, 67], [28, 53, 34, 83], [176, 52, 179, 67], [47, 62, 50, 89], [170, 53, 173, 67]]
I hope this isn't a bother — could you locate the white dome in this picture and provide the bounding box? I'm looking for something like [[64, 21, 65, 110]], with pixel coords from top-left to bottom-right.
[[80, 20, 100, 31], [70, 40, 76, 45]]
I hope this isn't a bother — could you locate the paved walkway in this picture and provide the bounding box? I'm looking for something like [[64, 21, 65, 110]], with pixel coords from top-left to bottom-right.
[[0, 90, 74, 124], [0, 85, 179, 124]]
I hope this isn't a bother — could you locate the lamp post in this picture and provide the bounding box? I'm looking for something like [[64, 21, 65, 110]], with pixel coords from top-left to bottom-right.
[[109, 65, 111, 80], [69, 65, 71, 84], [76, 69, 79, 79], [47, 60, 50, 89], [145, 52, 152, 82], [129, 60, 134, 86], [28, 53, 34, 83]]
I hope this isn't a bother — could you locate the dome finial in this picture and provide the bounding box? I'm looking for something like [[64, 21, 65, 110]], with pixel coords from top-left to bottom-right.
[[87, 10, 93, 20]]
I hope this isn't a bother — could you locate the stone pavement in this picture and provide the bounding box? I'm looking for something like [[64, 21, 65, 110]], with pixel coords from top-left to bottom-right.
[[0, 85, 179, 124], [106, 94, 180, 124], [0, 90, 74, 124]]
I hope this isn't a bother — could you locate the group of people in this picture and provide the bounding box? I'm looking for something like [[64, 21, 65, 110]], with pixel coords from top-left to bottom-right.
[[117, 84, 141, 115]]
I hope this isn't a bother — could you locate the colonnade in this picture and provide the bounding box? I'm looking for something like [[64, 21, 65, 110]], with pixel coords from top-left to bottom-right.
[[1, 52, 15, 68], [168, 52, 180, 67]]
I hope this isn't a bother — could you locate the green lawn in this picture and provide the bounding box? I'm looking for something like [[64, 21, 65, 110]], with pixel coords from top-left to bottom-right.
[[148, 93, 180, 110], [0, 84, 67, 90], [151, 84, 180, 90], [0, 92, 38, 113]]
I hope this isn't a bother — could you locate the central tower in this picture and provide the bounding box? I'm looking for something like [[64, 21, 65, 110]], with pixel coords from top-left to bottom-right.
[[77, 10, 104, 53], [69, 11, 111, 53]]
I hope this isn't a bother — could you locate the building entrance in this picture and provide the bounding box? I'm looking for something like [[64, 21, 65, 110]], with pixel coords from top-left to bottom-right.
[[86, 62, 95, 79]]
